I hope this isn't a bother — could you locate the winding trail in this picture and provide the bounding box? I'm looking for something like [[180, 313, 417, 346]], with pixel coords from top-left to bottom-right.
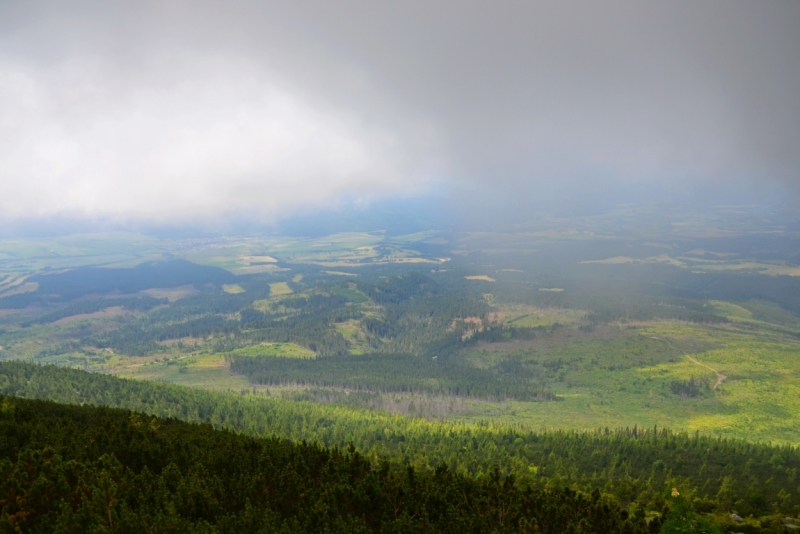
[[684, 354, 727, 389], [649, 336, 727, 389]]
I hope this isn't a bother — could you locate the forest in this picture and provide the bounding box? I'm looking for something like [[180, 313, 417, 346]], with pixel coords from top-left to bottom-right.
[[1, 361, 799, 531], [1, 394, 654, 533]]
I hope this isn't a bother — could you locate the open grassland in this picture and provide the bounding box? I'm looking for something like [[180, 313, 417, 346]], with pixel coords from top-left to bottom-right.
[[579, 254, 800, 277], [222, 283, 246, 294], [229, 342, 315, 359], [464, 275, 495, 281], [333, 319, 370, 354], [268, 281, 293, 296], [636, 322, 800, 443], [694, 261, 800, 276], [500, 304, 586, 327], [458, 320, 800, 445], [0, 233, 165, 276], [179, 232, 446, 268], [113, 352, 254, 390]]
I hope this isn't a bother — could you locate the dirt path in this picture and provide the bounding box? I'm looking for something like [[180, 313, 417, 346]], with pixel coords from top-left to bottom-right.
[[650, 336, 727, 389], [684, 354, 727, 389]]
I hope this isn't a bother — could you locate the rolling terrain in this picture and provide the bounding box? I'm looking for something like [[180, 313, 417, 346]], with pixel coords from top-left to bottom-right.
[[2, 205, 800, 529]]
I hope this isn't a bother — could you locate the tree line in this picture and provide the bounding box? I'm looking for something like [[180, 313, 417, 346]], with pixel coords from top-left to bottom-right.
[[0, 361, 797, 528], [1, 394, 651, 533]]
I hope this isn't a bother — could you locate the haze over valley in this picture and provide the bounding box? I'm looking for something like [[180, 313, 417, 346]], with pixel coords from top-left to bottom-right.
[[2, 2, 800, 532]]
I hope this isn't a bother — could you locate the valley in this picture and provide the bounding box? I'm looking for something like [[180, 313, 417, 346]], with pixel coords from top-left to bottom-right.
[[3, 206, 800, 528]]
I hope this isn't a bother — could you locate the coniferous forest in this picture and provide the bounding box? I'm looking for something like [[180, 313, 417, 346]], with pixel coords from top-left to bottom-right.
[[1, 361, 799, 532], [3, 221, 800, 532], [0, 394, 653, 533]]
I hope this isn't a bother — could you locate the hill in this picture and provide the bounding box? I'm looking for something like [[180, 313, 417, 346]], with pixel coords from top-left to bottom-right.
[[0, 394, 646, 533], [1, 361, 799, 531]]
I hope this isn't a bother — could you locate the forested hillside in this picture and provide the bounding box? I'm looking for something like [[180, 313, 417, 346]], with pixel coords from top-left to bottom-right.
[[0, 394, 650, 533], [1, 362, 799, 531]]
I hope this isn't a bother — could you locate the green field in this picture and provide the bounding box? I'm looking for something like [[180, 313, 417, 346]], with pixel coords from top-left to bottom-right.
[[268, 281, 293, 296], [230, 342, 316, 359], [115, 353, 253, 390], [455, 320, 800, 444]]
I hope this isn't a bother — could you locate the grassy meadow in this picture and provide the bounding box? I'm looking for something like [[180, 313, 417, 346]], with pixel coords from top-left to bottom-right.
[[455, 319, 800, 444]]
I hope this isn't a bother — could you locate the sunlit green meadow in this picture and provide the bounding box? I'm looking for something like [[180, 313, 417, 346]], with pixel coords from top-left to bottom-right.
[[458, 320, 800, 445]]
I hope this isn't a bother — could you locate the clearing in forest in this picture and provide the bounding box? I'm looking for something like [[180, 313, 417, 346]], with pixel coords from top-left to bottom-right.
[[231, 342, 315, 359], [269, 282, 293, 296], [222, 284, 246, 294]]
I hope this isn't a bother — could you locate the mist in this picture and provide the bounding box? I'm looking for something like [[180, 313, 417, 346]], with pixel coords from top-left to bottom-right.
[[1, 1, 798, 230]]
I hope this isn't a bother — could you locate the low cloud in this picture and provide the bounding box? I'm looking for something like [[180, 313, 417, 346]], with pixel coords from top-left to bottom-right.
[[0, 50, 436, 223], [1, 1, 798, 226]]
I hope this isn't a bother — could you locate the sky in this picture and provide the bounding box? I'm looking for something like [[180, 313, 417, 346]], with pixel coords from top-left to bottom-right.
[[1, 1, 798, 230]]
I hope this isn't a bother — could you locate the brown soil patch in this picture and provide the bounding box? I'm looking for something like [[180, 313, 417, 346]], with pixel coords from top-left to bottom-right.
[[140, 285, 198, 302], [53, 306, 129, 325]]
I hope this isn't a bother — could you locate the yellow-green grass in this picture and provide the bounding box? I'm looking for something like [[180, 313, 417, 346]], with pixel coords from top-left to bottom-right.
[[0, 275, 28, 290], [0, 232, 443, 276], [269, 282, 293, 296], [499, 305, 585, 327], [264, 232, 443, 266], [457, 321, 800, 445], [323, 271, 358, 277], [333, 320, 369, 355], [0, 233, 163, 273], [230, 342, 315, 359], [222, 284, 246, 294], [708, 300, 753, 322], [684, 249, 739, 258], [577, 253, 800, 278], [251, 299, 272, 312], [114, 353, 253, 390], [708, 300, 800, 337], [636, 322, 800, 443], [695, 261, 800, 276], [240, 255, 277, 264]]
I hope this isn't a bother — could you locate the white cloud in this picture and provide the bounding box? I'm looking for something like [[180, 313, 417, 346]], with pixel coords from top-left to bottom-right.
[[1, 0, 798, 228], [0, 52, 433, 222]]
